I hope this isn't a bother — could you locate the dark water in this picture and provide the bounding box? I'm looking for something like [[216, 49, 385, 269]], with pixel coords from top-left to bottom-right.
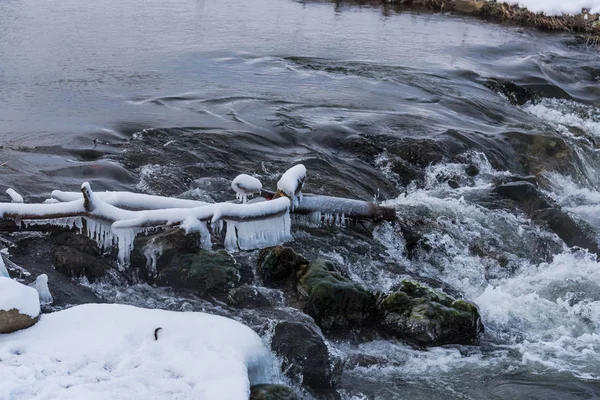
[[2, 0, 600, 399]]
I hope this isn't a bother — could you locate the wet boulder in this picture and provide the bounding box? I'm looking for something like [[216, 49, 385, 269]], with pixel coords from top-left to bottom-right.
[[378, 281, 482, 345], [130, 229, 205, 278], [227, 284, 272, 308], [250, 384, 300, 400], [484, 78, 539, 106], [156, 250, 241, 295], [53, 246, 112, 282], [532, 208, 600, 256], [494, 181, 551, 213], [297, 259, 377, 330], [257, 246, 308, 286], [270, 320, 343, 391]]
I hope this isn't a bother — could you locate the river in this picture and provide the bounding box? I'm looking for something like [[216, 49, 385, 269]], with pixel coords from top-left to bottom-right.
[[1, 0, 600, 399]]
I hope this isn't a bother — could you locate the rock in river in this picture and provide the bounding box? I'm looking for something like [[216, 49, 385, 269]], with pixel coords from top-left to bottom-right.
[[378, 281, 483, 345]]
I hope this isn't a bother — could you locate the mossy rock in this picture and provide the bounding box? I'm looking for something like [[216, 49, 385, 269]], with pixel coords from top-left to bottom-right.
[[297, 259, 377, 330], [379, 281, 482, 345], [257, 246, 308, 286], [250, 384, 300, 400], [157, 250, 240, 295]]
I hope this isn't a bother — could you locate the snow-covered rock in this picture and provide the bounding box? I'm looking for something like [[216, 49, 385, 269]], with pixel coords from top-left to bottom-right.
[[277, 164, 306, 208], [231, 174, 262, 203], [0, 304, 272, 400], [0, 277, 41, 334]]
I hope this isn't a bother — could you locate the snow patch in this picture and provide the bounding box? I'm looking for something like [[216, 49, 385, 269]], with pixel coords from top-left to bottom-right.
[[0, 304, 271, 400]]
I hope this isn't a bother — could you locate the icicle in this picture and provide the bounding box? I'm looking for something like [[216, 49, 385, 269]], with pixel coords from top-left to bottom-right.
[[223, 212, 292, 251], [0, 254, 9, 278], [29, 274, 53, 305], [114, 228, 140, 267], [143, 239, 162, 278]]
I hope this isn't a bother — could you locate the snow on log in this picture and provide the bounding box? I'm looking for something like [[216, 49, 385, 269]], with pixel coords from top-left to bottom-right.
[[296, 195, 396, 222], [231, 174, 262, 203], [52, 190, 208, 210]]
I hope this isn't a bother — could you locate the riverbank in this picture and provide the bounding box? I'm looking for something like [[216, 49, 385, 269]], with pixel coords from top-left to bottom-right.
[[331, 0, 600, 45]]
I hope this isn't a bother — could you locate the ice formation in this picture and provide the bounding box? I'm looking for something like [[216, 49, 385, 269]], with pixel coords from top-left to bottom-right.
[[0, 254, 9, 278], [0, 277, 41, 318], [231, 174, 262, 203], [6, 188, 23, 204], [0, 166, 395, 267], [29, 274, 53, 305], [0, 303, 272, 400], [277, 164, 306, 208], [224, 212, 292, 251]]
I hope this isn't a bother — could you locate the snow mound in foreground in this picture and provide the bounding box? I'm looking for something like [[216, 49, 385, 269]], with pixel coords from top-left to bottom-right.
[[0, 304, 271, 400], [0, 276, 40, 318]]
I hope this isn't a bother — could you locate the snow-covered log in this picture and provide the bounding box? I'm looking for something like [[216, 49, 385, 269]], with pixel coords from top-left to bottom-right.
[[0, 165, 396, 266], [52, 190, 209, 210]]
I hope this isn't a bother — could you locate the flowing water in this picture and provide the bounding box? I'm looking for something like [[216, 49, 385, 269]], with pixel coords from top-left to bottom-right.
[[2, 0, 600, 398]]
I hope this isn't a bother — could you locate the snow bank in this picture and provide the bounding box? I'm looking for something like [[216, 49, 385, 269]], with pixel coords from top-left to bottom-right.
[[0, 277, 40, 318], [0, 304, 271, 400], [503, 0, 600, 15]]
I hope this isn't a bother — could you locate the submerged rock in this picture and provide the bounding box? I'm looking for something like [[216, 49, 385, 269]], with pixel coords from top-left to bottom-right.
[[249, 384, 300, 400], [495, 181, 600, 256], [270, 320, 343, 391], [494, 181, 551, 213], [297, 259, 377, 330], [378, 281, 482, 345], [484, 78, 539, 106], [532, 208, 600, 256]]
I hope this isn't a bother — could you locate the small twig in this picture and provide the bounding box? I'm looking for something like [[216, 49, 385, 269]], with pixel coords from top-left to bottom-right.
[[154, 327, 162, 341]]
